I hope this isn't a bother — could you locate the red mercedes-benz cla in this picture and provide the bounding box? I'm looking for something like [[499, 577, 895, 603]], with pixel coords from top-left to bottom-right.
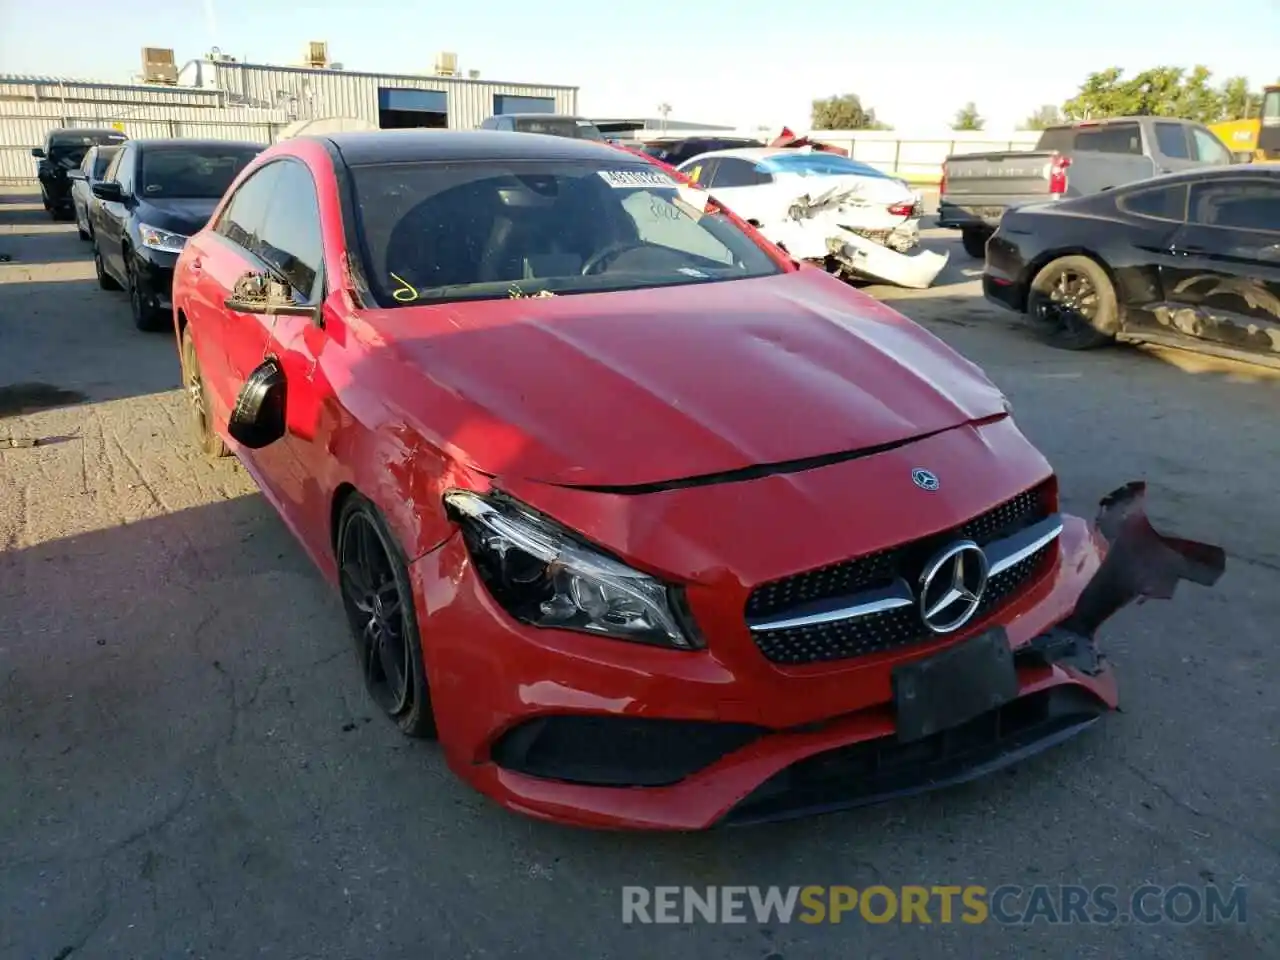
[[169, 130, 1221, 830]]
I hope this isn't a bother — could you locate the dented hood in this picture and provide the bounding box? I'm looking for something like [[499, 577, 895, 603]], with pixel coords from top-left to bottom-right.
[[377, 270, 1006, 488]]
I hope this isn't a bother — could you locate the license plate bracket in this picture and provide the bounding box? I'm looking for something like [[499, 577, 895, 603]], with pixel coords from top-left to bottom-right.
[[891, 628, 1019, 743]]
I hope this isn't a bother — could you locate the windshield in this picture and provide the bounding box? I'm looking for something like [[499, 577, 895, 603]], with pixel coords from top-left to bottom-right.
[[1263, 90, 1280, 122], [755, 153, 894, 179], [138, 146, 261, 199], [349, 159, 782, 307], [514, 118, 604, 140], [92, 147, 120, 179]]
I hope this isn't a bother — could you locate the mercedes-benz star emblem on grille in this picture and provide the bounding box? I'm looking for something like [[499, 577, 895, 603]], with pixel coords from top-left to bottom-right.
[[918, 540, 990, 634], [911, 468, 940, 491]]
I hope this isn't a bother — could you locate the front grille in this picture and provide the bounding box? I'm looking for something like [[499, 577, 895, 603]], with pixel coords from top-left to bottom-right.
[[747, 482, 1054, 665]]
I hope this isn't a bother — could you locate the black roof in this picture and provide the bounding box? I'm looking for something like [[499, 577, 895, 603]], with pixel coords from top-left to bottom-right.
[[49, 127, 125, 141], [1125, 163, 1280, 190], [321, 129, 629, 165], [126, 138, 264, 152]]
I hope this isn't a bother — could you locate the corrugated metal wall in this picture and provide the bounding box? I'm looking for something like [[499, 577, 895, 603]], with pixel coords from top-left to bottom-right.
[[0, 101, 292, 182], [1, 64, 580, 182], [207, 62, 577, 129]]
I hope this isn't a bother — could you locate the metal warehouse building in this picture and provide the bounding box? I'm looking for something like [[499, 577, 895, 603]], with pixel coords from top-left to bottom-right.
[[0, 45, 579, 182]]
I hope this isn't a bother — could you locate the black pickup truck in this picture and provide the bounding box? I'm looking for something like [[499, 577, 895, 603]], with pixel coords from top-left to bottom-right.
[[938, 116, 1235, 257]]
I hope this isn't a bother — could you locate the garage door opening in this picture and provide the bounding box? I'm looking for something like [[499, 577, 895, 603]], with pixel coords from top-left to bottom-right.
[[378, 88, 448, 129]]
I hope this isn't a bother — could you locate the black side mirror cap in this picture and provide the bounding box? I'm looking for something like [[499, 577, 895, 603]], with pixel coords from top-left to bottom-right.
[[91, 181, 123, 202], [228, 359, 287, 449], [31, 147, 45, 158]]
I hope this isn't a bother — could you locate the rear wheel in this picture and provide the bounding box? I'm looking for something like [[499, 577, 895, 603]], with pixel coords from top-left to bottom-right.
[[180, 326, 229, 458], [1026, 255, 1118, 351], [336, 495, 437, 739], [93, 243, 120, 291], [961, 228, 990, 259]]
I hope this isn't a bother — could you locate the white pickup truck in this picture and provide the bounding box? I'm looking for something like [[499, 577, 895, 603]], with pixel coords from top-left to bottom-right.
[[938, 116, 1236, 257]]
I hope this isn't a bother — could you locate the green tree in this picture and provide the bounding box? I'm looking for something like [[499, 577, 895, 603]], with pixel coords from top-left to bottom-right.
[[951, 102, 984, 131], [810, 93, 891, 130], [1221, 76, 1263, 119], [1061, 65, 1268, 124], [1021, 104, 1062, 130]]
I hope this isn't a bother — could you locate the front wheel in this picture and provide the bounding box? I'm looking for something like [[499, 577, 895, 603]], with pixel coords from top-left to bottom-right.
[[126, 254, 166, 332], [180, 326, 229, 458], [1026, 255, 1118, 351], [961, 228, 990, 259], [336, 495, 437, 740]]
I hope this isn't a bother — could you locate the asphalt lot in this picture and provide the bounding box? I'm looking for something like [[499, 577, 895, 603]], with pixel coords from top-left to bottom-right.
[[1, 184, 1277, 960]]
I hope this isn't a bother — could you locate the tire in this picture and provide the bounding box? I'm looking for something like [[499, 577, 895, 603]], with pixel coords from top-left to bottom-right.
[[180, 326, 229, 458], [336, 494, 437, 739], [961, 228, 990, 259], [76, 215, 90, 241], [93, 243, 120, 291], [1026, 255, 1118, 351], [126, 253, 166, 332]]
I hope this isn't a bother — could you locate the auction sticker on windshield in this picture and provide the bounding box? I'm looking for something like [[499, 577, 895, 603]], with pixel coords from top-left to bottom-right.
[[598, 169, 678, 188]]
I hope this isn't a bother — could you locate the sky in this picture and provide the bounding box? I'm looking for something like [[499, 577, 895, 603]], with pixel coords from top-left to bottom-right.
[[1, 0, 1277, 132]]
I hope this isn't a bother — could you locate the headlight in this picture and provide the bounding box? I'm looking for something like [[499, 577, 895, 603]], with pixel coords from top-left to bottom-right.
[[444, 490, 701, 650], [138, 223, 188, 253]]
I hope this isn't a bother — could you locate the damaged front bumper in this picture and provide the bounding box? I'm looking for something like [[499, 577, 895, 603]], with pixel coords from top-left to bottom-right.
[[415, 478, 1223, 830], [727, 480, 1227, 825]]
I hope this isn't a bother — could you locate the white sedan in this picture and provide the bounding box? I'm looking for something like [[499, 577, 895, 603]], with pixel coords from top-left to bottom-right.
[[675, 147, 923, 251]]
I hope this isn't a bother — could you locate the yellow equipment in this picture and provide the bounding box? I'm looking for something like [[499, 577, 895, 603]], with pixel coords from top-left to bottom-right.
[[1211, 85, 1280, 162]]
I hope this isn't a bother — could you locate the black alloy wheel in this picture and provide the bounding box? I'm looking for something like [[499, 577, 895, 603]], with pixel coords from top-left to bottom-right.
[[336, 497, 437, 738], [1027, 255, 1118, 351]]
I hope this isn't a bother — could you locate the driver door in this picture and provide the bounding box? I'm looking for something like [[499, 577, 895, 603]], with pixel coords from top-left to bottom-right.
[[220, 158, 330, 533]]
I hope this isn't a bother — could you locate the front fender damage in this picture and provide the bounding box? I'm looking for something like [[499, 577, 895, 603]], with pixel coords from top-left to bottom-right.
[[1016, 481, 1226, 676]]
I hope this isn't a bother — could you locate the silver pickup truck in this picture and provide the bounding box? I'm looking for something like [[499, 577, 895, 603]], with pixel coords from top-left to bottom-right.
[[938, 116, 1236, 257]]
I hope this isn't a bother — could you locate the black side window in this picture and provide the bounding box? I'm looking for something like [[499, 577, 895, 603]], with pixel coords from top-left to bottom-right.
[[1119, 183, 1188, 221], [1154, 123, 1190, 160], [712, 158, 759, 187], [113, 146, 134, 193], [1073, 123, 1142, 155], [257, 161, 326, 303], [1189, 179, 1280, 233], [215, 162, 282, 257]]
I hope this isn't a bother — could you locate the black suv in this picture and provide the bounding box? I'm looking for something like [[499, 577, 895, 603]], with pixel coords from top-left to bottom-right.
[[32, 127, 129, 220]]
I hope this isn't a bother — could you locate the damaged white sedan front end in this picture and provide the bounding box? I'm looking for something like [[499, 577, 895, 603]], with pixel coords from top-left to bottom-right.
[[763, 183, 949, 290]]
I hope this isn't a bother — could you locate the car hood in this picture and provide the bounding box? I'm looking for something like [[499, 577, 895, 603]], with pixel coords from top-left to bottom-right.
[[136, 198, 220, 236], [376, 269, 1006, 488]]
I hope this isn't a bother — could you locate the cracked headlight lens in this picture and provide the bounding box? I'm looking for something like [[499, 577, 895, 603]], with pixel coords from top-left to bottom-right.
[[445, 490, 700, 650]]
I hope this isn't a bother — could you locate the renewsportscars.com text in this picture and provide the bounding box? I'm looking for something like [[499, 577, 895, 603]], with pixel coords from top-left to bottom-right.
[[621, 884, 1248, 926]]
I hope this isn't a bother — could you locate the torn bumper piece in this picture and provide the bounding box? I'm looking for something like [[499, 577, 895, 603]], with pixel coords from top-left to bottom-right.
[[824, 233, 949, 290]]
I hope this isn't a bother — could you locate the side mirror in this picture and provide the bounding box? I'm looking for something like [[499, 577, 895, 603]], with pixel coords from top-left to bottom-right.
[[67, 169, 86, 181], [224, 271, 322, 326], [228, 358, 287, 448], [92, 181, 124, 202], [31, 147, 45, 158]]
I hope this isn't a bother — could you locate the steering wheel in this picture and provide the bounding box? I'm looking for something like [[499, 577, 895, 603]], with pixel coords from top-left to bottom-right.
[[580, 240, 651, 276]]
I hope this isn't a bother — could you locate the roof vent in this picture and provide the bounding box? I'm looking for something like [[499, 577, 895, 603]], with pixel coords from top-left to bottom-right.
[[305, 41, 329, 68], [434, 51, 458, 77], [468, 69, 481, 80], [141, 46, 178, 85]]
